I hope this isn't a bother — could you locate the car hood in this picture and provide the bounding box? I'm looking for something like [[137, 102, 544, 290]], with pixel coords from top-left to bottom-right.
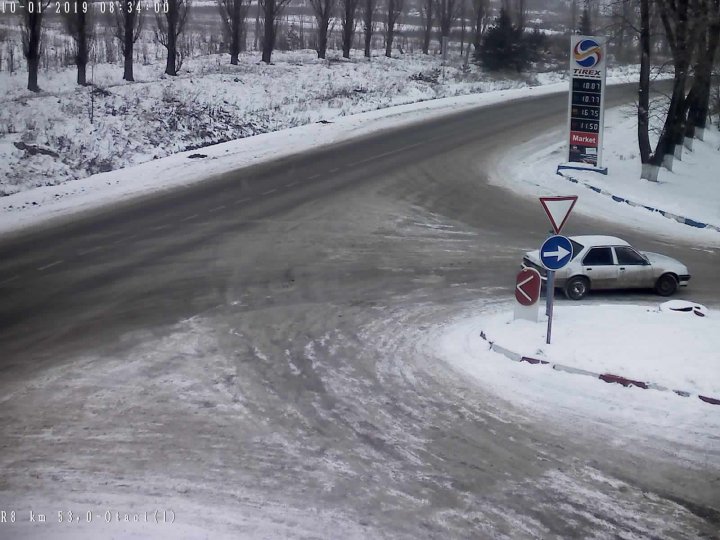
[[525, 249, 541, 263], [641, 251, 688, 270]]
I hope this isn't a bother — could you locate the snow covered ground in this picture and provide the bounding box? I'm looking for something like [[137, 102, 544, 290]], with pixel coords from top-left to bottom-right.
[[499, 105, 720, 247], [471, 302, 719, 397], [0, 50, 645, 198], [433, 300, 720, 467], [0, 50, 563, 197]]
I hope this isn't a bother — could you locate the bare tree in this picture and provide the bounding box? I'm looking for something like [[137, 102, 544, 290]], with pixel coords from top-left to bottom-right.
[[685, 0, 720, 139], [155, 0, 191, 75], [650, 0, 698, 166], [362, 0, 378, 57], [570, 0, 578, 34], [420, 0, 434, 54], [385, 0, 405, 57], [63, 0, 95, 85], [18, 0, 49, 92], [435, 0, 462, 47], [309, 0, 336, 58], [259, 0, 292, 63], [114, 0, 143, 81], [470, 0, 488, 52], [608, 0, 637, 63], [638, 0, 652, 173], [340, 0, 360, 58], [218, 0, 249, 64]]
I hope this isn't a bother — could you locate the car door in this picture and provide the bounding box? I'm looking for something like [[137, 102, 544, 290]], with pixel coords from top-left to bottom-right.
[[613, 246, 653, 288], [581, 246, 617, 289]]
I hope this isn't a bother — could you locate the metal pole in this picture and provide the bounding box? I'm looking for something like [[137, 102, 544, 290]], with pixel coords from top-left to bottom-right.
[[546, 270, 555, 344]]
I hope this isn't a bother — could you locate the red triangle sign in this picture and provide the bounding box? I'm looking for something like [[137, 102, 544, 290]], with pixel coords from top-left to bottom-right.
[[539, 196, 578, 234]]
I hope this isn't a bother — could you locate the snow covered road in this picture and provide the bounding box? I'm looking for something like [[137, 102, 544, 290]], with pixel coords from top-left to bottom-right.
[[1, 85, 719, 538]]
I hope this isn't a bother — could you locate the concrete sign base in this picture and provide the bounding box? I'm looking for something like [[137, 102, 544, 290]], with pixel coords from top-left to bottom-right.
[[514, 302, 540, 322]]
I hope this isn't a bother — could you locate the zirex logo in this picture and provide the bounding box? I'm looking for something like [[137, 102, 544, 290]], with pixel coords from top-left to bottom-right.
[[573, 39, 602, 68]]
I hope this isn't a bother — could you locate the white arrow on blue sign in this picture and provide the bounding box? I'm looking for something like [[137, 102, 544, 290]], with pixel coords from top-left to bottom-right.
[[540, 235, 574, 270]]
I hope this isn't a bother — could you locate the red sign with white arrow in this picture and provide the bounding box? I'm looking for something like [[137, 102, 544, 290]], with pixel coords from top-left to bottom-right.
[[515, 268, 542, 306], [539, 196, 578, 234]]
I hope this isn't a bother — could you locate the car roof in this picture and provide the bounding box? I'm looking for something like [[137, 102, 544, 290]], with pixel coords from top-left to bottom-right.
[[569, 235, 631, 248]]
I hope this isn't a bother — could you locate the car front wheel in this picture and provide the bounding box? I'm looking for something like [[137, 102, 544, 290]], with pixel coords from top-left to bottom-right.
[[564, 276, 590, 300], [655, 273, 678, 296]]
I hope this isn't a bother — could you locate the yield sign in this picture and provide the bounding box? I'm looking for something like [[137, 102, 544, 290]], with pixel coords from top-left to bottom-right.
[[515, 268, 542, 306], [539, 196, 578, 234]]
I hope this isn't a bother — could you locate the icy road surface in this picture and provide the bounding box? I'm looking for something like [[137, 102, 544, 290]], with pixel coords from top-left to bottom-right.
[[1, 85, 718, 538]]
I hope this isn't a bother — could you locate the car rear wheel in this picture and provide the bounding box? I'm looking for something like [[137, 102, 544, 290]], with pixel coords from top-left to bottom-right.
[[655, 273, 678, 296], [564, 276, 590, 300]]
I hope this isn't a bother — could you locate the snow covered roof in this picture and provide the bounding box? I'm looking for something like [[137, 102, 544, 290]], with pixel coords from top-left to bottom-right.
[[569, 235, 631, 247]]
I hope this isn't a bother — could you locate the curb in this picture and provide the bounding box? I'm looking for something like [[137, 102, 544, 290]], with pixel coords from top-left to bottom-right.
[[555, 168, 720, 233], [479, 331, 720, 406]]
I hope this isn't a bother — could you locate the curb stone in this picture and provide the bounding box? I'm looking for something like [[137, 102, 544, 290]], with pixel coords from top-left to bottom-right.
[[478, 331, 720, 406], [555, 168, 720, 233]]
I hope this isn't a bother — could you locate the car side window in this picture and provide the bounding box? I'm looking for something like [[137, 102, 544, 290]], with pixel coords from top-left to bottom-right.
[[582, 247, 613, 266], [615, 246, 647, 265]]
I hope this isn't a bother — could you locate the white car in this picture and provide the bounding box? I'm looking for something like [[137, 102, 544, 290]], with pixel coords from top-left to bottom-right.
[[521, 235, 691, 300]]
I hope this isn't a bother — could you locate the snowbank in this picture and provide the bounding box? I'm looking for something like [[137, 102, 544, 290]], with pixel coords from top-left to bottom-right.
[[434, 301, 720, 460], [473, 303, 720, 397], [501, 106, 720, 246]]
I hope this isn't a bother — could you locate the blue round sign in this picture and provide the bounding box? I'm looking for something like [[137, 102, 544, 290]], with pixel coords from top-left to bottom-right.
[[540, 235, 573, 270]]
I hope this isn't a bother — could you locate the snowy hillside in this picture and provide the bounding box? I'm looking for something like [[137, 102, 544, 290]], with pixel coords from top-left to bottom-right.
[[0, 50, 643, 197]]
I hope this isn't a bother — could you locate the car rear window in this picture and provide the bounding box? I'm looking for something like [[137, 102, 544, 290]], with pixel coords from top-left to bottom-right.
[[615, 246, 646, 265]]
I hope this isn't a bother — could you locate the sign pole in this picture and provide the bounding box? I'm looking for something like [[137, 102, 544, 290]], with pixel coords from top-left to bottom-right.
[[546, 270, 555, 344]]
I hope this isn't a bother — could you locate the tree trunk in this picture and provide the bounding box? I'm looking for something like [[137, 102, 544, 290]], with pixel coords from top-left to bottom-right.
[[24, 7, 43, 92], [638, 0, 651, 166], [230, 0, 241, 64], [473, 8, 482, 52], [422, 0, 432, 54], [76, 15, 88, 85], [123, 53, 134, 81], [363, 0, 372, 57], [341, 5, 355, 58], [165, 30, 177, 75], [686, 20, 720, 134], [385, 27, 394, 57], [262, 6, 275, 63], [650, 75, 688, 167], [123, 11, 135, 81], [27, 56, 40, 92], [77, 62, 87, 85], [317, 18, 329, 58], [254, 4, 260, 50]]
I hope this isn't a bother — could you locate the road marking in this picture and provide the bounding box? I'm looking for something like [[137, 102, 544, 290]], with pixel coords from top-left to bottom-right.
[[181, 214, 199, 222], [0, 275, 19, 286], [308, 174, 321, 180], [261, 189, 277, 196], [209, 205, 226, 212], [234, 198, 250, 205], [329, 167, 340, 173], [37, 260, 63, 271], [285, 181, 299, 188], [77, 245, 104, 256], [151, 224, 170, 231]]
